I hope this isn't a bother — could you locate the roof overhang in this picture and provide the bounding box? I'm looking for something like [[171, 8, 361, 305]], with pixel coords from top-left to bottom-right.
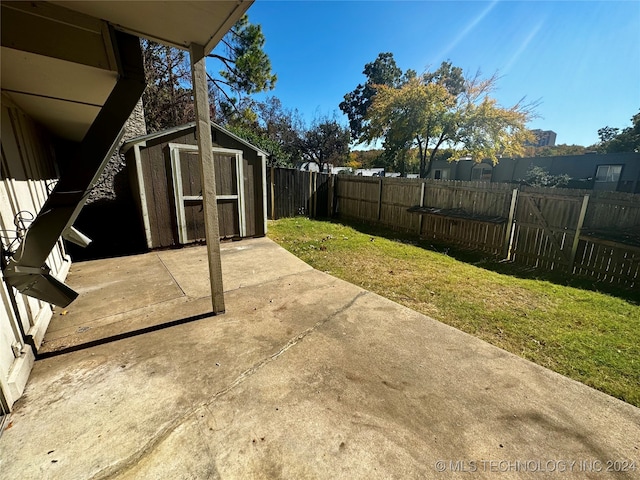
[[1, 1, 252, 142], [51, 1, 251, 55]]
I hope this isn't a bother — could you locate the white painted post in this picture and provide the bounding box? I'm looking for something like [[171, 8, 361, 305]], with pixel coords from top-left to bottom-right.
[[569, 194, 590, 272], [270, 165, 275, 220], [260, 154, 268, 234], [133, 143, 153, 249], [190, 44, 224, 314], [503, 188, 519, 259]]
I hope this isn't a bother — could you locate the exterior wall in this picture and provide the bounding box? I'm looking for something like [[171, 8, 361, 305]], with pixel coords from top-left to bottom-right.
[[427, 153, 640, 192], [88, 100, 147, 204], [1, 95, 70, 409], [65, 100, 149, 261]]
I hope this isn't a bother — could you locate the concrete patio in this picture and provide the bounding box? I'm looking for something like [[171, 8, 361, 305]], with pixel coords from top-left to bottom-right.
[[1, 237, 638, 479]]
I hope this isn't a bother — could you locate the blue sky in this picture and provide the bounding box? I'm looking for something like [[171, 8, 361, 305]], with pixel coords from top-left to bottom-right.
[[243, 0, 640, 147]]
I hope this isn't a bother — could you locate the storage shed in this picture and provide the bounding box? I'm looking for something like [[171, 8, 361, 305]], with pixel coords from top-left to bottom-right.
[[123, 122, 268, 249]]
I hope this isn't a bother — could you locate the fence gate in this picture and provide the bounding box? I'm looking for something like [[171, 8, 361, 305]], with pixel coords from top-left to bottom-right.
[[510, 190, 589, 272], [169, 143, 246, 243]]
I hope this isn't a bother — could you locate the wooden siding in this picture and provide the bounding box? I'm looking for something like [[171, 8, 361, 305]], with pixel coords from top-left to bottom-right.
[[1, 97, 71, 407], [128, 126, 266, 249], [266, 168, 332, 220]]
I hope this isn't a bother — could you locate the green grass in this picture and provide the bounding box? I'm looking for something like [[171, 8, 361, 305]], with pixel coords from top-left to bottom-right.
[[267, 217, 640, 407]]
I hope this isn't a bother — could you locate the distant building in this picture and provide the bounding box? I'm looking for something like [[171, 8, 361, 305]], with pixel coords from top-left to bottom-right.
[[528, 129, 557, 147], [426, 152, 640, 193], [355, 168, 385, 177]]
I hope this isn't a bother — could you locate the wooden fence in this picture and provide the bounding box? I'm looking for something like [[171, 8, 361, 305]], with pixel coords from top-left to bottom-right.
[[334, 176, 640, 289], [267, 167, 333, 220]]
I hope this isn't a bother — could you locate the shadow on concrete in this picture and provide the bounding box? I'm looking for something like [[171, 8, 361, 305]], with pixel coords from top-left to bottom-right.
[[37, 311, 216, 360]]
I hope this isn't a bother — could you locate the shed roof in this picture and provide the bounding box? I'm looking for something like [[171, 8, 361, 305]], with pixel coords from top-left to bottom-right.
[[121, 122, 270, 158]]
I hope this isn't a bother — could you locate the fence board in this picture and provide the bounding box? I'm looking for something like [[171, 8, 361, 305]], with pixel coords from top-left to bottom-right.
[[267, 168, 331, 219], [271, 168, 639, 289]]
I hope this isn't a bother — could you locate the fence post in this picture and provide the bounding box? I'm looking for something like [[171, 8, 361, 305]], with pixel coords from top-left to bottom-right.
[[270, 165, 275, 220], [418, 181, 426, 235], [313, 172, 318, 218], [328, 174, 335, 217], [307, 170, 312, 217], [503, 188, 518, 259], [377, 177, 383, 221], [568, 194, 590, 272]]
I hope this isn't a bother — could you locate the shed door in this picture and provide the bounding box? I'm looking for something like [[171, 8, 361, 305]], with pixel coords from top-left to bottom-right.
[[169, 144, 246, 244]]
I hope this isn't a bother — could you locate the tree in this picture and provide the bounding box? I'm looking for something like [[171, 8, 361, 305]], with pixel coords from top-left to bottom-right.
[[141, 14, 276, 132], [348, 55, 535, 177], [207, 14, 277, 117], [593, 110, 640, 153], [141, 41, 194, 133], [524, 166, 570, 188], [531, 144, 587, 157], [339, 53, 404, 139], [226, 124, 294, 167], [298, 118, 350, 172], [224, 96, 305, 167]]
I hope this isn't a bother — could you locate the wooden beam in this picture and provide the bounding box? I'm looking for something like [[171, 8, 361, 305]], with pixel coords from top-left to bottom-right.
[[568, 194, 590, 271], [503, 188, 518, 259], [190, 43, 224, 314], [270, 165, 275, 220], [418, 181, 425, 235], [328, 174, 335, 217], [377, 177, 383, 221]]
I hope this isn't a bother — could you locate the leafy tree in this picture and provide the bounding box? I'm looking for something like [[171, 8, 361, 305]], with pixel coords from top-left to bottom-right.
[[226, 124, 294, 167], [531, 144, 587, 157], [298, 118, 350, 172], [349, 56, 534, 177], [593, 110, 640, 153], [224, 96, 305, 167], [141, 42, 194, 133], [339, 53, 404, 139], [141, 14, 276, 132], [348, 149, 385, 169], [207, 14, 277, 117], [524, 166, 570, 188]]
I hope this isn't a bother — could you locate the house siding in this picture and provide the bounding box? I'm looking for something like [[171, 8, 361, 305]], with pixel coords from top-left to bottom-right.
[[1, 96, 70, 408], [428, 153, 640, 192]]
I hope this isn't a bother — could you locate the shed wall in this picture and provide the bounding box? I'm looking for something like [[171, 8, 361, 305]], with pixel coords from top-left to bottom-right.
[[129, 126, 266, 249]]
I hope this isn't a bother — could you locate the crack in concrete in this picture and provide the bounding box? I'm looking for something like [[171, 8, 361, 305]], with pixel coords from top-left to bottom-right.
[[156, 253, 188, 297], [90, 290, 368, 480]]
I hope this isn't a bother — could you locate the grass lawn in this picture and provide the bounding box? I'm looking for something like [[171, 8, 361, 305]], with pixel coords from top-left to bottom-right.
[[267, 217, 640, 408]]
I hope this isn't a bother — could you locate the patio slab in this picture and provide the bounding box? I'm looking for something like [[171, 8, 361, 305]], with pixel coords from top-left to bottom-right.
[[39, 238, 311, 354], [1, 237, 639, 479]]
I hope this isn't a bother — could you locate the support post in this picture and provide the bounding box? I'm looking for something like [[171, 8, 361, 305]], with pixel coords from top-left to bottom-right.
[[377, 177, 383, 221], [190, 44, 224, 314], [418, 181, 426, 235], [503, 188, 518, 259], [568, 194, 590, 272], [308, 170, 313, 217], [328, 174, 335, 217], [313, 172, 318, 218], [270, 165, 275, 220]]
